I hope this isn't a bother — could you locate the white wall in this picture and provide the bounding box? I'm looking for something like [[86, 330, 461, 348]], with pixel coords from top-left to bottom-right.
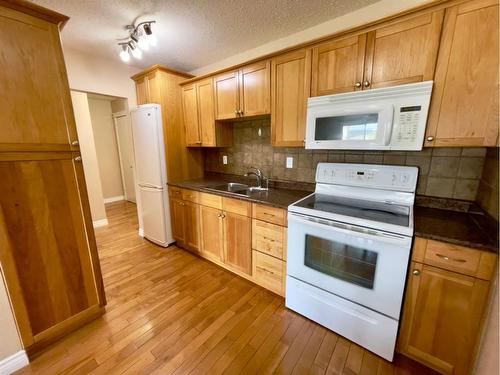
[[0, 271, 22, 361], [88, 98, 124, 200], [63, 47, 140, 109], [70, 91, 107, 223], [190, 0, 434, 75]]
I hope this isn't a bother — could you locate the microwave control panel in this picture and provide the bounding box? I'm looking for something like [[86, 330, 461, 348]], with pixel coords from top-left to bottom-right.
[[395, 105, 421, 142]]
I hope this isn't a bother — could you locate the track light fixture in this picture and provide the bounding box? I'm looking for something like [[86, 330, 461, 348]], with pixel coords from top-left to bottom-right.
[[118, 21, 156, 62]]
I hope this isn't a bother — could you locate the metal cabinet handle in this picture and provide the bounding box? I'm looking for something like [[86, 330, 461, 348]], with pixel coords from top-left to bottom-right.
[[257, 266, 275, 275], [235, 110, 239, 116], [412, 269, 421, 276], [426, 136, 435, 142], [363, 80, 371, 88], [71, 140, 79, 146], [263, 236, 275, 242], [354, 82, 362, 88], [435, 253, 467, 263], [239, 110, 244, 116], [74, 156, 82, 162]]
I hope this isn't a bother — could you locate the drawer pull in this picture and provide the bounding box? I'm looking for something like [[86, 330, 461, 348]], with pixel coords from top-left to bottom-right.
[[263, 236, 275, 242], [435, 253, 467, 263], [256, 266, 275, 276], [263, 213, 275, 217]]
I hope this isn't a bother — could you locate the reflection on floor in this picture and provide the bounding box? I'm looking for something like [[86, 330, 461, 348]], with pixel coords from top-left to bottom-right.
[[15, 201, 436, 374]]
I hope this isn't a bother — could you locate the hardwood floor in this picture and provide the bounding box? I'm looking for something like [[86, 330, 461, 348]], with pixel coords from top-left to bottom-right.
[[15, 201, 436, 375]]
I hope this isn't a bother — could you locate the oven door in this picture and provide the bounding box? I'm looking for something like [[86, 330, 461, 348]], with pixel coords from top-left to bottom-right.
[[305, 102, 393, 150], [287, 212, 411, 319]]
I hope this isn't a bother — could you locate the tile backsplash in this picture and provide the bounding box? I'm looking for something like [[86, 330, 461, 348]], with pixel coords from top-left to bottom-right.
[[477, 148, 499, 220], [204, 119, 487, 201]]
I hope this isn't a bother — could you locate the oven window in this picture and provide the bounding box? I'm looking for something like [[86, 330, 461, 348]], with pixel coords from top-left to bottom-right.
[[315, 114, 379, 141], [304, 234, 378, 289]]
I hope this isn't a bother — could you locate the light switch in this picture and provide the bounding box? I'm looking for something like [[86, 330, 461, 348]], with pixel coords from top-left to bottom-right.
[[286, 156, 294, 169], [223, 155, 228, 165]]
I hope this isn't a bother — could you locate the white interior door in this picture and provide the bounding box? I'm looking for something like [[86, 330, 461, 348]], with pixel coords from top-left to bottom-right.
[[114, 115, 136, 203]]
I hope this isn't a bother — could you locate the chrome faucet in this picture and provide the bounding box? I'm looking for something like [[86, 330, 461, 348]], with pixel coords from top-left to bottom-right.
[[244, 167, 268, 190]]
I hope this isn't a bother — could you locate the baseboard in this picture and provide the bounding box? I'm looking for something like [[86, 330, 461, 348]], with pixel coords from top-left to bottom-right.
[[138, 228, 144, 237], [0, 350, 29, 374], [92, 218, 109, 228], [103, 195, 125, 204]]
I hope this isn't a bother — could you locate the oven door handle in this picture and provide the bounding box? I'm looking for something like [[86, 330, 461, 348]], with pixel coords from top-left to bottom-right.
[[289, 213, 411, 245]]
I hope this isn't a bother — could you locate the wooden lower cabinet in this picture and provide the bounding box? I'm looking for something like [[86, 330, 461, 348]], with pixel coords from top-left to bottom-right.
[[397, 238, 496, 374], [183, 201, 201, 253], [170, 198, 186, 245], [223, 212, 252, 275], [252, 251, 286, 296], [0, 154, 105, 354], [200, 205, 224, 262]]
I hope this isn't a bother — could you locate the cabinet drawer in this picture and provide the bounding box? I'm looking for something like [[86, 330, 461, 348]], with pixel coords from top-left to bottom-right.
[[199, 192, 222, 209], [252, 204, 286, 226], [252, 219, 285, 260], [181, 189, 199, 203], [252, 251, 285, 296], [168, 187, 182, 199], [223, 197, 251, 216], [423, 240, 497, 280]]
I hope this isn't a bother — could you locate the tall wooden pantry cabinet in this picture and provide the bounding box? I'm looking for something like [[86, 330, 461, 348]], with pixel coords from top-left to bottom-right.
[[0, 0, 105, 356]]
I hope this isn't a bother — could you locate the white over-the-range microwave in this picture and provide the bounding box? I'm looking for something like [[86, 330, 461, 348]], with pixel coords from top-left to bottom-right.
[[305, 81, 433, 150]]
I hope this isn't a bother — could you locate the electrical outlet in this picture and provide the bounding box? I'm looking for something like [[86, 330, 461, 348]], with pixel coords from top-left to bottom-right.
[[223, 155, 228, 165], [286, 156, 294, 169]]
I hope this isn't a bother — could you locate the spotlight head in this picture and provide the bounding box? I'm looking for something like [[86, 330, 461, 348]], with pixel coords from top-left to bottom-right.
[[143, 23, 152, 35]]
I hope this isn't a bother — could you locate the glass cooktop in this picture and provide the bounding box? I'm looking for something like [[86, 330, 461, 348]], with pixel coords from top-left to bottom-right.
[[294, 193, 410, 227]]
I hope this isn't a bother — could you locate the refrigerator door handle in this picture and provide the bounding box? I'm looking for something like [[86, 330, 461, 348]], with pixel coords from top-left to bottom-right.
[[138, 183, 163, 189]]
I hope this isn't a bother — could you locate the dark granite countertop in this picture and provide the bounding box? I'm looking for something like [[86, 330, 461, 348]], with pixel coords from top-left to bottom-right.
[[168, 175, 312, 209], [169, 174, 498, 253], [414, 197, 499, 253]]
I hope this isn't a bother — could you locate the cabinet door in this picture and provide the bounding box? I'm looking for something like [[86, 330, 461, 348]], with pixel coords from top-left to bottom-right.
[[135, 76, 150, 105], [223, 212, 252, 275], [183, 202, 200, 253], [363, 11, 443, 89], [147, 72, 162, 104], [398, 262, 489, 374], [0, 7, 78, 151], [271, 49, 311, 147], [239, 60, 271, 117], [426, 0, 499, 147], [200, 205, 223, 262], [0, 154, 103, 346], [311, 35, 366, 96], [182, 84, 201, 146], [197, 78, 216, 146], [170, 198, 186, 245], [214, 70, 239, 120]]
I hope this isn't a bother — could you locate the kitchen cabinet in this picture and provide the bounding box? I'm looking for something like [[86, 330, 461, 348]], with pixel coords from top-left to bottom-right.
[[132, 66, 204, 182], [223, 212, 252, 275], [200, 205, 224, 262], [170, 198, 186, 245], [311, 11, 443, 96], [214, 60, 270, 120], [181, 78, 232, 147], [0, 2, 105, 356], [169, 189, 200, 253], [425, 0, 499, 147], [398, 238, 496, 374], [252, 251, 286, 295], [271, 49, 312, 147], [183, 201, 201, 253]]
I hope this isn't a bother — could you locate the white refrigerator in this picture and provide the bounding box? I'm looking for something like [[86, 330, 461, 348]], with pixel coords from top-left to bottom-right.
[[131, 104, 174, 247]]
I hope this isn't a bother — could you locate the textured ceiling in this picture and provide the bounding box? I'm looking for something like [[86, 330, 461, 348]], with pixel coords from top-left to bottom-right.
[[31, 0, 379, 72]]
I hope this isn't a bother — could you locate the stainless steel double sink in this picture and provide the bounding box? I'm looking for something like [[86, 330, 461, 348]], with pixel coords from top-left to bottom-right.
[[208, 182, 267, 197]]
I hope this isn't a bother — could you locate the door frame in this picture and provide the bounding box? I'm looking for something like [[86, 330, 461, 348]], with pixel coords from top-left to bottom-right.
[[113, 113, 136, 203]]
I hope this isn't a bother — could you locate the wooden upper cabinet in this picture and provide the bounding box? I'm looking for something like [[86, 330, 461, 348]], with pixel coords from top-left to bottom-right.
[[426, 0, 499, 147], [214, 61, 271, 119], [239, 60, 271, 117], [181, 78, 232, 147], [214, 70, 240, 120], [182, 84, 201, 146], [223, 212, 252, 275], [311, 35, 366, 96], [364, 11, 443, 89], [0, 6, 78, 151], [398, 262, 490, 374], [135, 76, 150, 105], [271, 49, 312, 147], [311, 10, 443, 96], [197, 78, 216, 146]]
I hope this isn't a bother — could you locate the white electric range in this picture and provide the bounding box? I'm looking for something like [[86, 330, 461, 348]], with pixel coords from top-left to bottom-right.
[[286, 163, 418, 361]]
